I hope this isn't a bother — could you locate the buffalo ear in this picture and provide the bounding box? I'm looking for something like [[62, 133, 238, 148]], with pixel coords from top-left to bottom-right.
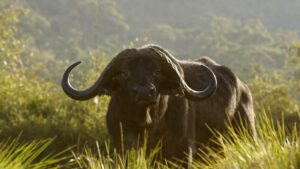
[[100, 79, 119, 95], [157, 75, 184, 96], [97, 49, 138, 95], [99, 73, 123, 95]]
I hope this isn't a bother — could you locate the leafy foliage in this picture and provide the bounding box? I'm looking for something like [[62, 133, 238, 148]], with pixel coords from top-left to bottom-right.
[[0, 2, 26, 71], [142, 13, 289, 76]]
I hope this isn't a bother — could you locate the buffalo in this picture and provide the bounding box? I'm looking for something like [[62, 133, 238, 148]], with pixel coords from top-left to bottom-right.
[[62, 44, 255, 162]]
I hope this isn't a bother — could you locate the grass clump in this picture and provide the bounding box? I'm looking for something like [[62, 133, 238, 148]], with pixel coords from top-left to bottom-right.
[[194, 112, 300, 169], [0, 137, 68, 169], [73, 142, 160, 169]]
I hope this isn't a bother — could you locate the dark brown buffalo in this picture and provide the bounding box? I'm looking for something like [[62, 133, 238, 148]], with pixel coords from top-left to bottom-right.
[[62, 44, 255, 162]]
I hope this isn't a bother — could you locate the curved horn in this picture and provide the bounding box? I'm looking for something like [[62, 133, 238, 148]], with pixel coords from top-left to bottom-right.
[[181, 64, 217, 101], [62, 61, 100, 100], [148, 45, 218, 101], [62, 49, 136, 100]]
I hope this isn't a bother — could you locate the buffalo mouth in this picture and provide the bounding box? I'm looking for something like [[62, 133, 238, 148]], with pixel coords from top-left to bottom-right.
[[134, 98, 157, 107]]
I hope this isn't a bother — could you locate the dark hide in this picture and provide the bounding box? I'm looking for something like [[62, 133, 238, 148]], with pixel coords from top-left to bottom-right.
[[62, 45, 255, 163]]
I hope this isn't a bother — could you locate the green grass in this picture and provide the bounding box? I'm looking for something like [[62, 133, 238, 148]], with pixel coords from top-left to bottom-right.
[[0, 70, 110, 153], [0, 137, 68, 169], [1, 113, 299, 169], [73, 142, 159, 169], [71, 112, 300, 169], [193, 112, 300, 169]]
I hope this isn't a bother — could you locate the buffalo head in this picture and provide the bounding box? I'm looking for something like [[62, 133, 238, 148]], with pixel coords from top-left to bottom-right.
[[61, 45, 218, 106]]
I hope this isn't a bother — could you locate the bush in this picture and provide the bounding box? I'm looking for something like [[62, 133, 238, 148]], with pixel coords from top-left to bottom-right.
[[0, 68, 110, 152]]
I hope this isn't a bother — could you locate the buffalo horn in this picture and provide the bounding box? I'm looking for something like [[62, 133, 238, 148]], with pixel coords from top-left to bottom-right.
[[148, 45, 218, 101]]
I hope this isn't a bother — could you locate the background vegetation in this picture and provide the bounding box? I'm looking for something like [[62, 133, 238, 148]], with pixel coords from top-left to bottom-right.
[[0, 0, 299, 168]]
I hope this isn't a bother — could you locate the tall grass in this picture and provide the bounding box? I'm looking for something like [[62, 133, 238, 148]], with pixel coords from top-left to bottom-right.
[[73, 141, 160, 169], [193, 112, 300, 169], [0, 137, 68, 169], [73, 112, 300, 169]]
